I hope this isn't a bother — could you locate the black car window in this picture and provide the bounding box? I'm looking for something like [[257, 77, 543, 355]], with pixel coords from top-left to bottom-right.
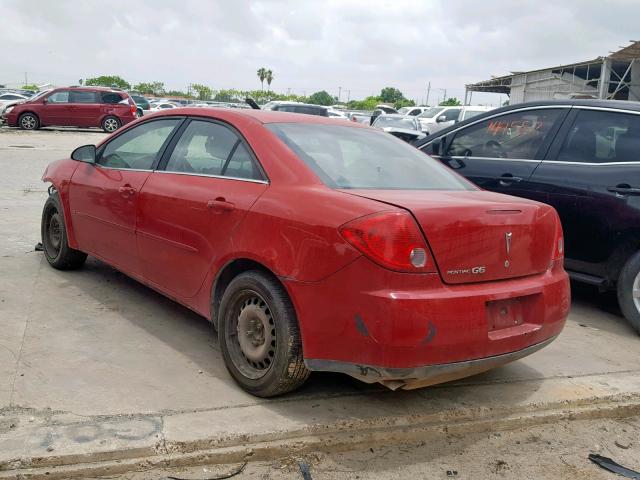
[[70, 91, 98, 103], [99, 119, 180, 170], [446, 108, 563, 159], [166, 120, 240, 176], [101, 92, 123, 104], [442, 109, 461, 122], [557, 109, 640, 163], [47, 91, 70, 104], [223, 142, 263, 180]]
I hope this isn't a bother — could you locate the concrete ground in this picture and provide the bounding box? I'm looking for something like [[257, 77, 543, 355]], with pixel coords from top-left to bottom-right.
[[1, 128, 640, 479]]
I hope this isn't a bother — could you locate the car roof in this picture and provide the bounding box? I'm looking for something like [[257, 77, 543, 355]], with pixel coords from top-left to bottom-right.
[[145, 107, 371, 126], [413, 99, 640, 147]]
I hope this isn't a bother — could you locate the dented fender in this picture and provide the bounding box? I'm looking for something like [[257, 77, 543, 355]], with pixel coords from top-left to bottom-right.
[[42, 159, 81, 249]]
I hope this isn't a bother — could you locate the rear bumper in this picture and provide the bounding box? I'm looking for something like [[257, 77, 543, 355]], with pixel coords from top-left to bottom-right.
[[285, 256, 569, 377], [305, 335, 557, 390]]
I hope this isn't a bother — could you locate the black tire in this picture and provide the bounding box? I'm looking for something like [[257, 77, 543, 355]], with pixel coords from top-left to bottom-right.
[[102, 116, 121, 133], [18, 112, 39, 130], [618, 251, 640, 334], [218, 270, 310, 397], [136, 108, 143, 118], [41, 193, 87, 270]]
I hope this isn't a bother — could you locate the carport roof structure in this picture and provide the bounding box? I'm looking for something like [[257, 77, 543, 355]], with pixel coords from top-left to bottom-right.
[[465, 40, 640, 104]]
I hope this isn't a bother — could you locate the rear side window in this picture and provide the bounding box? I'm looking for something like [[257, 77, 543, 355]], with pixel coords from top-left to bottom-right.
[[47, 91, 70, 103], [447, 108, 563, 159], [70, 91, 98, 103], [268, 123, 473, 190], [165, 120, 263, 180], [557, 109, 640, 163], [99, 119, 181, 170], [101, 92, 123, 104]]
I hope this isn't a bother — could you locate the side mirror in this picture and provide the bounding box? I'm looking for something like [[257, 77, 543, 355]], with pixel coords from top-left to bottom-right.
[[71, 144, 96, 163], [436, 115, 447, 123]]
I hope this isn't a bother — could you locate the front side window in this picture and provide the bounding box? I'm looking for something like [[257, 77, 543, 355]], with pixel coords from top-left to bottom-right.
[[47, 91, 70, 104], [70, 91, 98, 103], [447, 108, 563, 159], [462, 109, 485, 121], [441, 109, 461, 122], [418, 107, 444, 119], [165, 120, 262, 180], [268, 123, 473, 190], [99, 119, 180, 170], [557, 109, 640, 163]]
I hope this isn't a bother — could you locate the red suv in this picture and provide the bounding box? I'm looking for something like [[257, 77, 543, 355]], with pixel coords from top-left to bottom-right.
[[3, 87, 137, 133]]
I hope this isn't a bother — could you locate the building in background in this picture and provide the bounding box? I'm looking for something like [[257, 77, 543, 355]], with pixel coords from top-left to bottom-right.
[[465, 41, 640, 105]]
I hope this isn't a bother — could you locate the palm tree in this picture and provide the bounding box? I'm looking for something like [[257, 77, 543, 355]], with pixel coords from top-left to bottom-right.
[[265, 70, 273, 92], [257, 68, 267, 91]]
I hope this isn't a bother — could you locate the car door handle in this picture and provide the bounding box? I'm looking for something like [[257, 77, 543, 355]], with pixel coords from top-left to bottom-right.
[[207, 198, 235, 212], [607, 184, 640, 196], [118, 185, 136, 196], [497, 174, 523, 184]]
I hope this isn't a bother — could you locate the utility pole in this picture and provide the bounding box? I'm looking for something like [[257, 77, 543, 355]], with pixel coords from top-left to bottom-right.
[[426, 81, 431, 105], [439, 88, 447, 104], [287, 87, 291, 95], [338, 86, 342, 102], [346, 90, 350, 102]]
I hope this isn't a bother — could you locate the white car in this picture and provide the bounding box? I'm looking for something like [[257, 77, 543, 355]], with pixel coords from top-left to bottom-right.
[[417, 105, 494, 135], [147, 102, 179, 114]]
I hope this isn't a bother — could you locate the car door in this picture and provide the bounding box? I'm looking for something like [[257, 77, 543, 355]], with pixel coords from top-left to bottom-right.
[[68, 118, 183, 273], [431, 108, 461, 134], [69, 90, 101, 127], [41, 90, 73, 125], [530, 107, 640, 279], [136, 118, 268, 298], [421, 107, 568, 200]]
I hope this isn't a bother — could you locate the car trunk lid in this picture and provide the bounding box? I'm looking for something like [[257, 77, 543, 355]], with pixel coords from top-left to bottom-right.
[[340, 189, 556, 284]]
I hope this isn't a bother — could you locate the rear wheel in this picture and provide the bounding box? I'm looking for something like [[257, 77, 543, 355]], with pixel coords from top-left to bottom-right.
[[618, 251, 640, 334], [218, 271, 309, 397], [41, 193, 87, 270], [101, 116, 121, 133], [136, 108, 143, 118], [18, 112, 39, 130]]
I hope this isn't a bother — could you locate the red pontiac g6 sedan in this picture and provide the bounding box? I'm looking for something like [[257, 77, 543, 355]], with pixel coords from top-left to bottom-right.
[[40, 108, 570, 397]]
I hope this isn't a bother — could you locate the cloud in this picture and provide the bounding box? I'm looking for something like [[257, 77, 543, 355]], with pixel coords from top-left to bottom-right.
[[1, 0, 638, 105]]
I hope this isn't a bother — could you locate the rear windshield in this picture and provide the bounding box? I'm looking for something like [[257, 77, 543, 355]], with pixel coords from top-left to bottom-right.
[[267, 123, 474, 190]]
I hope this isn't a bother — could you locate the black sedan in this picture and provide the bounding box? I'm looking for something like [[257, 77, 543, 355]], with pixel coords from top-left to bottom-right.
[[414, 99, 640, 333]]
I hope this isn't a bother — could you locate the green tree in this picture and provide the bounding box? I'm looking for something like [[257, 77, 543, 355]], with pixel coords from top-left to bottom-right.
[[22, 84, 40, 91], [191, 83, 213, 100], [439, 97, 462, 106], [379, 87, 406, 104], [85, 75, 130, 89], [348, 96, 380, 111], [134, 81, 165, 95], [265, 69, 273, 91], [308, 90, 334, 106], [257, 68, 267, 91]]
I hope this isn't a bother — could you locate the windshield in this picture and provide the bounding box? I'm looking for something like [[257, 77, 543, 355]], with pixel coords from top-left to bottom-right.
[[373, 116, 417, 129], [267, 123, 473, 190], [27, 89, 51, 101], [418, 107, 444, 119]]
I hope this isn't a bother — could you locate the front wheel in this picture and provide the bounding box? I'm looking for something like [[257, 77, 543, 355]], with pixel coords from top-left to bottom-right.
[[218, 271, 310, 397], [18, 112, 39, 130], [41, 193, 87, 270], [101, 116, 121, 133], [618, 251, 640, 334]]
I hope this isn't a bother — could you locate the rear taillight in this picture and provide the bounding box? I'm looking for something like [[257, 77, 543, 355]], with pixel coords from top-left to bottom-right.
[[130, 103, 136, 115], [339, 211, 436, 273], [553, 215, 564, 261]]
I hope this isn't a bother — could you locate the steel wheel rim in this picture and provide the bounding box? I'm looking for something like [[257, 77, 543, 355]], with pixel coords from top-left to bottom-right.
[[633, 271, 640, 314], [226, 290, 276, 380], [44, 210, 62, 257], [21, 115, 35, 129], [104, 118, 118, 132]]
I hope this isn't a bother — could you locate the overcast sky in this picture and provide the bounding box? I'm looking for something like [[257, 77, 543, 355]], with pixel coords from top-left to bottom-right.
[[1, 0, 639, 105]]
